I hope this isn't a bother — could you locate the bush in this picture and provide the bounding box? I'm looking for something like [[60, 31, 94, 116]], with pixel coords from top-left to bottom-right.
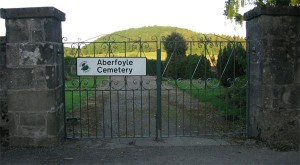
[[216, 42, 246, 87]]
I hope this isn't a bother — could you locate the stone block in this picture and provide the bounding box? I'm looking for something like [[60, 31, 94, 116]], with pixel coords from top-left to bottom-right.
[[5, 43, 20, 67], [34, 66, 62, 89], [20, 126, 46, 137], [0, 37, 6, 66], [273, 85, 300, 109], [9, 136, 34, 146], [56, 64, 63, 87], [7, 89, 58, 112], [0, 7, 65, 21], [46, 107, 63, 136], [19, 113, 46, 126], [8, 112, 19, 136], [32, 67, 48, 89], [44, 19, 63, 42], [7, 68, 34, 89], [5, 18, 64, 43], [7, 65, 63, 89], [5, 19, 30, 43], [270, 62, 294, 85], [45, 66, 57, 89], [55, 86, 64, 105], [296, 55, 300, 84], [5, 18, 63, 43], [9, 135, 62, 147], [57, 44, 64, 65], [6, 43, 59, 67]]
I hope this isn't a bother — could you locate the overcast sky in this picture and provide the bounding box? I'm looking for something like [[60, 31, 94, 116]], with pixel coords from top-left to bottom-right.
[[0, 0, 254, 41]]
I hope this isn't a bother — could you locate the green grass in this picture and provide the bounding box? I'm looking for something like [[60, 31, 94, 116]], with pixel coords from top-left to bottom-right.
[[167, 79, 246, 117], [64, 76, 107, 113]]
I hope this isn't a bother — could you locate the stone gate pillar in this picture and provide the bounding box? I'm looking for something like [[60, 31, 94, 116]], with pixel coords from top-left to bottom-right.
[[244, 7, 300, 149], [0, 7, 65, 146]]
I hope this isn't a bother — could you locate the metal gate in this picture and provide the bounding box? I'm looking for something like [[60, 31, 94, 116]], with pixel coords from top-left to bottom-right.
[[63, 35, 247, 139]]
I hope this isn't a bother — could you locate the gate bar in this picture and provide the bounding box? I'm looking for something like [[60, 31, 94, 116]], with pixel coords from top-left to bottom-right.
[[156, 48, 162, 139]]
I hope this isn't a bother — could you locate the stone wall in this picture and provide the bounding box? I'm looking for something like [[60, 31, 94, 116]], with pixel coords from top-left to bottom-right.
[[0, 7, 65, 146], [244, 6, 300, 149]]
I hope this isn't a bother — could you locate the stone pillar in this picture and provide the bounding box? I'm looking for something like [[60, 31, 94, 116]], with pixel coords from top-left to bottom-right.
[[0, 7, 65, 146], [244, 7, 300, 149], [0, 36, 8, 145]]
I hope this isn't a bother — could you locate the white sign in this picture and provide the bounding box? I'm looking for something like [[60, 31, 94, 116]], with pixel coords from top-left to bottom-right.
[[77, 58, 147, 76]]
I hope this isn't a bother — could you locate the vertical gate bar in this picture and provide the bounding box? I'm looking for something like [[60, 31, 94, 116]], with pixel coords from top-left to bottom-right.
[[218, 42, 223, 134], [175, 82, 178, 136], [117, 91, 120, 137], [102, 91, 105, 138], [86, 91, 90, 137], [168, 90, 170, 137], [246, 40, 251, 137], [233, 42, 236, 124], [93, 43, 97, 137], [204, 42, 207, 134], [139, 42, 143, 137], [189, 42, 193, 136], [140, 77, 143, 137], [156, 48, 162, 139], [94, 88, 97, 138], [189, 59, 193, 136], [61, 47, 67, 139], [77, 44, 83, 137], [197, 89, 200, 136], [125, 43, 128, 137], [189, 87, 192, 136], [182, 89, 185, 136], [148, 90, 151, 137], [71, 91, 74, 138], [125, 77, 128, 137], [79, 78, 83, 138], [133, 90, 135, 137], [109, 77, 113, 138]]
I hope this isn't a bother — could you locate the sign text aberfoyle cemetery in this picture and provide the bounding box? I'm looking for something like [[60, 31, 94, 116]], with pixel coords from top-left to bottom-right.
[[77, 58, 147, 76]]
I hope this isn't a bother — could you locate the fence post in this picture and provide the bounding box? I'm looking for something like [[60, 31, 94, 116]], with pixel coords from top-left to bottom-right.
[[244, 6, 300, 149], [0, 7, 66, 146], [156, 48, 162, 139]]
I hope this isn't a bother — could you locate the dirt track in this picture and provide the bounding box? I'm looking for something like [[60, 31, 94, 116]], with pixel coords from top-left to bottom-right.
[[66, 76, 244, 138]]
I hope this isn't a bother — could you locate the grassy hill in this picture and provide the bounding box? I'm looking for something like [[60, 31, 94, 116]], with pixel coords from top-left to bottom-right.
[[91, 26, 244, 42], [64, 26, 245, 60]]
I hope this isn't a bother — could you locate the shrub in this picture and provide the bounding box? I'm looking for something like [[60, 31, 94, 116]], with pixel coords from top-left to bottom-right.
[[216, 42, 246, 87]]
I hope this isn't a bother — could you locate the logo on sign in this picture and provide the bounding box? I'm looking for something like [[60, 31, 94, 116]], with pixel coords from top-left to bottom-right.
[[80, 61, 90, 73]]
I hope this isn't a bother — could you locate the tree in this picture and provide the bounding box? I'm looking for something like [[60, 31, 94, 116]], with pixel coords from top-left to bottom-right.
[[224, 0, 300, 24], [163, 32, 188, 59], [162, 32, 188, 79], [216, 42, 246, 87]]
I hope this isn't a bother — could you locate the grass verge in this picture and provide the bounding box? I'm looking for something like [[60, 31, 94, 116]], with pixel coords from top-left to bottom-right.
[[65, 76, 107, 113]]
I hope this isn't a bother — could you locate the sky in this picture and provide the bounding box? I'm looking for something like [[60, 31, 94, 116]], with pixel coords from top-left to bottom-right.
[[0, 0, 254, 41]]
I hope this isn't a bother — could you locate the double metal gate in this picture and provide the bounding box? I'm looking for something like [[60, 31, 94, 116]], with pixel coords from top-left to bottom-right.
[[64, 35, 248, 139]]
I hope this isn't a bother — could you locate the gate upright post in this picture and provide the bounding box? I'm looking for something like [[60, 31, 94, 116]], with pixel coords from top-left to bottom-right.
[[156, 48, 162, 139], [1, 7, 65, 147]]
